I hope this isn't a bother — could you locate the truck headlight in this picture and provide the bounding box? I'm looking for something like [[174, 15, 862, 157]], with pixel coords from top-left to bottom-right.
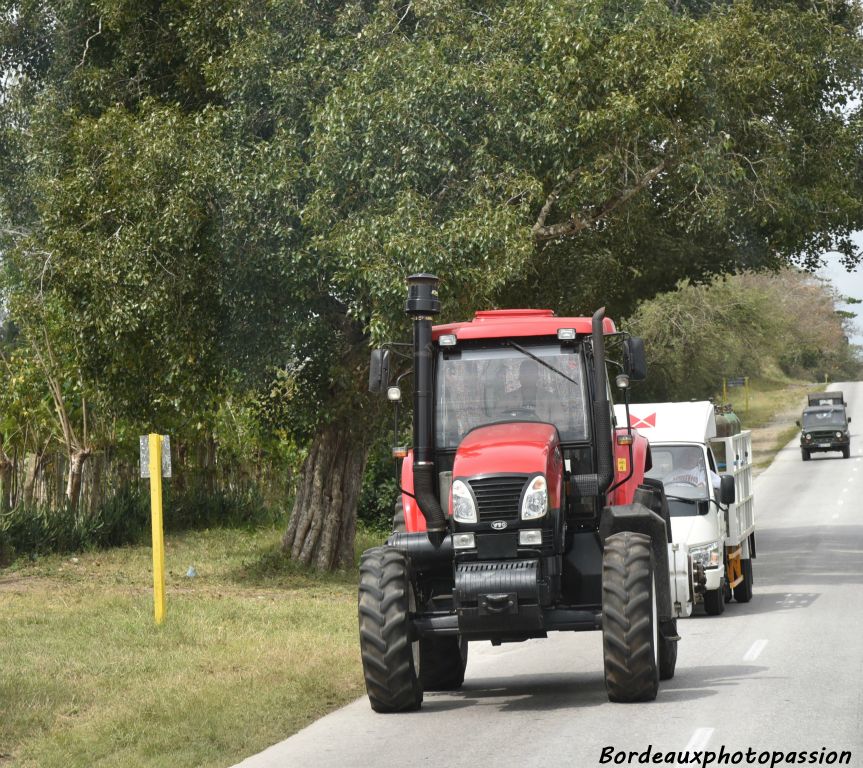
[[451, 480, 477, 523], [689, 541, 722, 570], [836, 431, 842, 438], [521, 475, 548, 520], [804, 433, 811, 441]]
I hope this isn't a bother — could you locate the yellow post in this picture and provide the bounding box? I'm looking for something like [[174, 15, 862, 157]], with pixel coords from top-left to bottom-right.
[[149, 433, 166, 625]]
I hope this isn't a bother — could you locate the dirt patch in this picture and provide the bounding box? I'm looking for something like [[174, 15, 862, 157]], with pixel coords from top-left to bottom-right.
[[0, 574, 55, 593]]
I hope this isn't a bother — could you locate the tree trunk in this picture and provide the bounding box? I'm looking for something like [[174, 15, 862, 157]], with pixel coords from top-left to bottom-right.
[[283, 420, 371, 570], [0, 445, 11, 514], [87, 452, 103, 514], [66, 448, 91, 512]]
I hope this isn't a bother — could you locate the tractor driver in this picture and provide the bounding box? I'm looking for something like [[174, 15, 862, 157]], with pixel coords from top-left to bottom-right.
[[503, 359, 553, 419]]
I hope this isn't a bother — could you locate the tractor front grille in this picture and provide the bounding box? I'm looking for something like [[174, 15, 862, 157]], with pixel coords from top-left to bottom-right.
[[468, 475, 528, 522]]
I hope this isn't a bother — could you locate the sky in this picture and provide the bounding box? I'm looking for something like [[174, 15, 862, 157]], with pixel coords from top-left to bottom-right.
[[817, 231, 863, 346]]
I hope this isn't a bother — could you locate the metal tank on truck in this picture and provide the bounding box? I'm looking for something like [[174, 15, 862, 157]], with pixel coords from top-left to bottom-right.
[[613, 402, 756, 616], [360, 273, 679, 712]]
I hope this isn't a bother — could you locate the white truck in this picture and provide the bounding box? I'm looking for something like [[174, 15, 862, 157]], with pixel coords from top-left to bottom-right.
[[614, 401, 756, 616]]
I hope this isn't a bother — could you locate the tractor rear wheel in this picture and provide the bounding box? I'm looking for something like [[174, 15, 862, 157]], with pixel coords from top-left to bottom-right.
[[602, 531, 660, 702], [658, 621, 678, 681], [392, 497, 406, 533], [733, 558, 754, 603], [358, 546, 422, 712], [420, 636, 468, 691], [704, 582, 725, 615]]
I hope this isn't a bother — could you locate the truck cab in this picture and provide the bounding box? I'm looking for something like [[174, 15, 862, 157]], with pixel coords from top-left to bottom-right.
[[799, 391, 851, 460], [615, 402, 756, 616]]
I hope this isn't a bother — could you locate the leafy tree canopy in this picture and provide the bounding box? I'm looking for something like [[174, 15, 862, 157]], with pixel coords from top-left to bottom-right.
[[1, 0, 861, 538]]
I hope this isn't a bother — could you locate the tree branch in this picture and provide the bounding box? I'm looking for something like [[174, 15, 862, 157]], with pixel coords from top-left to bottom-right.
[[532, 159, 667, 243], [77, 16, 103, 69]]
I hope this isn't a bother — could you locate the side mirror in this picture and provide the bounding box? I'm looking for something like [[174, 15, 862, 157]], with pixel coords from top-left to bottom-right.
[[368, 349, 391, 393], [719, 474, 735, 506], [795, 420, 801, 428], [848, 417, 852, 424], [623, 337, 647, 381]]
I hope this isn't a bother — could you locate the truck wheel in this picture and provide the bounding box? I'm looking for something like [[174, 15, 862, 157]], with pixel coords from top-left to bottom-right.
[[843, 447, 851, 459], [733, 558, 753, 603], [392, 497, 406, 533], [801, 449, 810, 461], [704, 582, 725, 615], [420, 636, 468, 691], [602, 531, 660, 702], [358, 546, 422, 712], [658, 621, 678, 681]]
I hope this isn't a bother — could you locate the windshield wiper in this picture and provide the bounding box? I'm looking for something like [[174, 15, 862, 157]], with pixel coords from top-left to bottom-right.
[[506, 340, 580, 387]]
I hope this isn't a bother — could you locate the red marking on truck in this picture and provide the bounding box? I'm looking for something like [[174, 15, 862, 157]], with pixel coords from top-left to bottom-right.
[[630, 413, 656, 429]]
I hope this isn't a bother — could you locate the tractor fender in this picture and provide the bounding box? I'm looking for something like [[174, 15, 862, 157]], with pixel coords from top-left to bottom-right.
[[599, 503, 673, 622]]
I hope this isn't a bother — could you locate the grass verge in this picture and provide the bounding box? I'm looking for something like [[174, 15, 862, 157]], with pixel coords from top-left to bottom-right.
[[0, 524, 387, 768]]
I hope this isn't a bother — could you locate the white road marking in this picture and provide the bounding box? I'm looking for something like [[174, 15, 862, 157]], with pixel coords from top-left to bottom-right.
[[743, 639, 768, 661], [685, 728, 715, 752]]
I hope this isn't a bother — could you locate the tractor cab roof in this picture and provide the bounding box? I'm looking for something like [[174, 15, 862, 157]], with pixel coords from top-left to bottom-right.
[[432, 309, 617, 342]]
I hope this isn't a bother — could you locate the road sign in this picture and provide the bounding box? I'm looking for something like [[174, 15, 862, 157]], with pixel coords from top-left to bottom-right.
[[140, 434, 171, 478]]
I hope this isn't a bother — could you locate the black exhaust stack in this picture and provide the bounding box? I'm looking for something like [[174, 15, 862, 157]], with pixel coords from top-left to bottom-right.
[[405, 274, 446, 534], [591, 308, 614, 494]]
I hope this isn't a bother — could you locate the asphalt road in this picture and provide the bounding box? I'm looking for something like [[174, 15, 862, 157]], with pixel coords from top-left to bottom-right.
[[235, 382, 863, 768]]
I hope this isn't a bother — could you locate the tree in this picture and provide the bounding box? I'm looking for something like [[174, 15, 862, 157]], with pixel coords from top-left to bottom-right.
[[626, 270, 862, 402], [2, 0, 862, 568]]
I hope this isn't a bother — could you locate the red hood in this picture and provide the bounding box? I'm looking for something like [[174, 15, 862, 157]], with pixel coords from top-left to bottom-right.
[[453, 422, 563, 508]]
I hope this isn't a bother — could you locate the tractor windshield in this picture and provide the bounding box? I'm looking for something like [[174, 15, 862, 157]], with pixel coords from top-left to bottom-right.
[[435, 343, 589, 449]]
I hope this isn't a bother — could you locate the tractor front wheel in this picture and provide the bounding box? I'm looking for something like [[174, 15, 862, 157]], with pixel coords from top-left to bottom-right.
[[602, 531, 660, 702], [358, 546, 422, 712]]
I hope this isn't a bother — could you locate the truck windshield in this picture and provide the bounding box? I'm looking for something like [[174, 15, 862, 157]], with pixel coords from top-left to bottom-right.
[[645, 445, 710, 517], [801, 408, 847, 429], [435, 343, 589, 449]]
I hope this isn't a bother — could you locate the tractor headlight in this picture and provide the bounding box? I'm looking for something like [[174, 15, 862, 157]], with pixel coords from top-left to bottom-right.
[[521, 475, 548, 520], [451, 479, 477, 523], [690, 541, 722, 570]]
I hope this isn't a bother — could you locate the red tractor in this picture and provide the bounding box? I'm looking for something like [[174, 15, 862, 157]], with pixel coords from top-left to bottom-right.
[[361, 274, 677, 711]]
